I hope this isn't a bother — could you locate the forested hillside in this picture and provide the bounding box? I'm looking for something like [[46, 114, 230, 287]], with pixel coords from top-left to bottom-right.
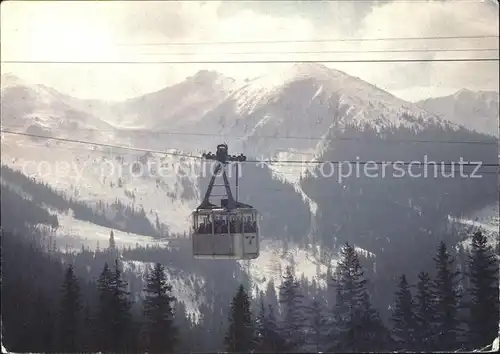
[[1, 181, 498, 352], [1, 164, 163, 237], [301, 119, 498, 315]]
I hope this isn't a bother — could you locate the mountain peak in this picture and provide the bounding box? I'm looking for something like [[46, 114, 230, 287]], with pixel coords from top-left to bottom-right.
[[188, 70, 235, 84], [454, 88, 474, 96], [1, 73, 26, 90], [453, 88, 499, 97], [186, 70, 237, 92], [191, 69, 222, 81], [289, 62, 334, 77]]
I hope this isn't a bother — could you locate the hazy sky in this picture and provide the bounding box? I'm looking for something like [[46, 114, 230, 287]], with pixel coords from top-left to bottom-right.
[[1, 0, 498, 101]]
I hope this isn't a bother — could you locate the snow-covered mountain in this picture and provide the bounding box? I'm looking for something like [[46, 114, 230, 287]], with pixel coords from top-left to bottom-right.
[[104, 63, 454, 156], [416, 88, 499, 137], [191, 63, 460, 161], [108, 69, 239, 129], [1, 73, 116, 141], [1, 65, 461, 159]]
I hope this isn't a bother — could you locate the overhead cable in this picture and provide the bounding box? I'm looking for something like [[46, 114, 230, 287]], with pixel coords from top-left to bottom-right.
[[117, 34, 499, 47], [2, 130, 498, 168], [2, 125, 497, 145], [4, 58, 498, 65]]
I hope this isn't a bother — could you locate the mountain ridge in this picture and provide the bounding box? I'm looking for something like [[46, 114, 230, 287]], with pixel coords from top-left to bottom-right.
[[416, 88, 499, 136]]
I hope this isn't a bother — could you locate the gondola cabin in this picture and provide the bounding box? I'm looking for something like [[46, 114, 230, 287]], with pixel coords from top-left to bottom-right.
[[192, 207, 259, 259]]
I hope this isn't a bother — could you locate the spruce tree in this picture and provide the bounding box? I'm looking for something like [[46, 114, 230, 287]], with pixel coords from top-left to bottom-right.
[[143, 262, 177, 354], [108, 230, 116, 250], [255, 297, 266, 349], [466, 231, 499, 348], [432, 241, 461, 351], [414, 271, 434, 351], [390, 274, 417, 351], [58, 264, 82, 352], [261, 304, 285, 352], [96, 260, 132, 353], [224, 284, 255, 352], [330, 242, 385, 352], [331, 243, 368, 351], [305, 297, 328, 352], [355, 289, 388, 351], [279, 265, 306, 350], [265, 279, 280, 318], [96, 262, 114, 352]]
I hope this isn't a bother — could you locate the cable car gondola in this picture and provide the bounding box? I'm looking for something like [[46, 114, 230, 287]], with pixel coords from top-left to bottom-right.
[[191, 143, 259, 260]]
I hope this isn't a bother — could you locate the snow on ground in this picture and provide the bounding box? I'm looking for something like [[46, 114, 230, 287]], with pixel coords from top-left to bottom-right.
[[232, 63, 449, 131], [451, 202, 499, 249], [53, 211, 173, 251], [50, 210, 330, 317], [122, 260, 204, 320], [1, 136, 198, 233], [269, 149, 317, 184], [51, 214, 204, 319], [243, 239, 336, 297]]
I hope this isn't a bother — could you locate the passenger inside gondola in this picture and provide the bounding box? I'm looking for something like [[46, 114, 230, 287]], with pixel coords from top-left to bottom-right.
[[196, 212, 257, 234], [229, 214, 241, 233], [214, 215, 229, 234], [197, 215, 213, 234], [243, 216, 256, 233]]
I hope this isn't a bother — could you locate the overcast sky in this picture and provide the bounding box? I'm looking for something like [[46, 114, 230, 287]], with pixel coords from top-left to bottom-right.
[[1, 0, 498, 101]]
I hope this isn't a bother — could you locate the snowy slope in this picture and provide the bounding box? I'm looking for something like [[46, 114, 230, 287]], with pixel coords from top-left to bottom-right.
[[122, 260, 206, 319], [453, 202, 499, 249], [45, 210, 333, 319], [416, 89, 499, 137], [1, 73, 116, 139], [1, 134, 199, 234], [108, 70, 239, 129], [53, 212, 173, 251]]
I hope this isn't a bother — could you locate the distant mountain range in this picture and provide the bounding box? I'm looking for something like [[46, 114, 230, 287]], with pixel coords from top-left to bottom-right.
[[2, 64, 497, 157], [416, 88, 499, 136]]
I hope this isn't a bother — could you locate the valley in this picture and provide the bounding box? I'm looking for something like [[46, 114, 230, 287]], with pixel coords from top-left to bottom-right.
[[1, 63, 498, 352]]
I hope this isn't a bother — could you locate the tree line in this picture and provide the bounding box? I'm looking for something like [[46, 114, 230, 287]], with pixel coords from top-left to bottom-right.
[[2, 226, 497, 353], [1, 164, 163, 237], [223, 233, 498, 352]]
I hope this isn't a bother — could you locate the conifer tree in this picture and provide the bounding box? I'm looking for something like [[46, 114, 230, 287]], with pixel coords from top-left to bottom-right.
[[143, 262, 177, 354], [466, 231, 499, 348], [96, 262, 113, 352], [432, 241, 461, 351], [255, 297, 267, 350], [390, 274, 417, 351], [355, 289, 388, 350], [279, 265, 306, 350], [414, 271, 434, 350], [265, 279, 280, 319], [58, 264, 82, 352], [108, 230, 116, 250], [329, 242, 385, 352], [173, 300, 192, 353], [305, 297, 329, 352], [224, 284, 255, 352], [331, 243, 368, 351], [96, 260, 132, 353], [259, 304, 285, 352]]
